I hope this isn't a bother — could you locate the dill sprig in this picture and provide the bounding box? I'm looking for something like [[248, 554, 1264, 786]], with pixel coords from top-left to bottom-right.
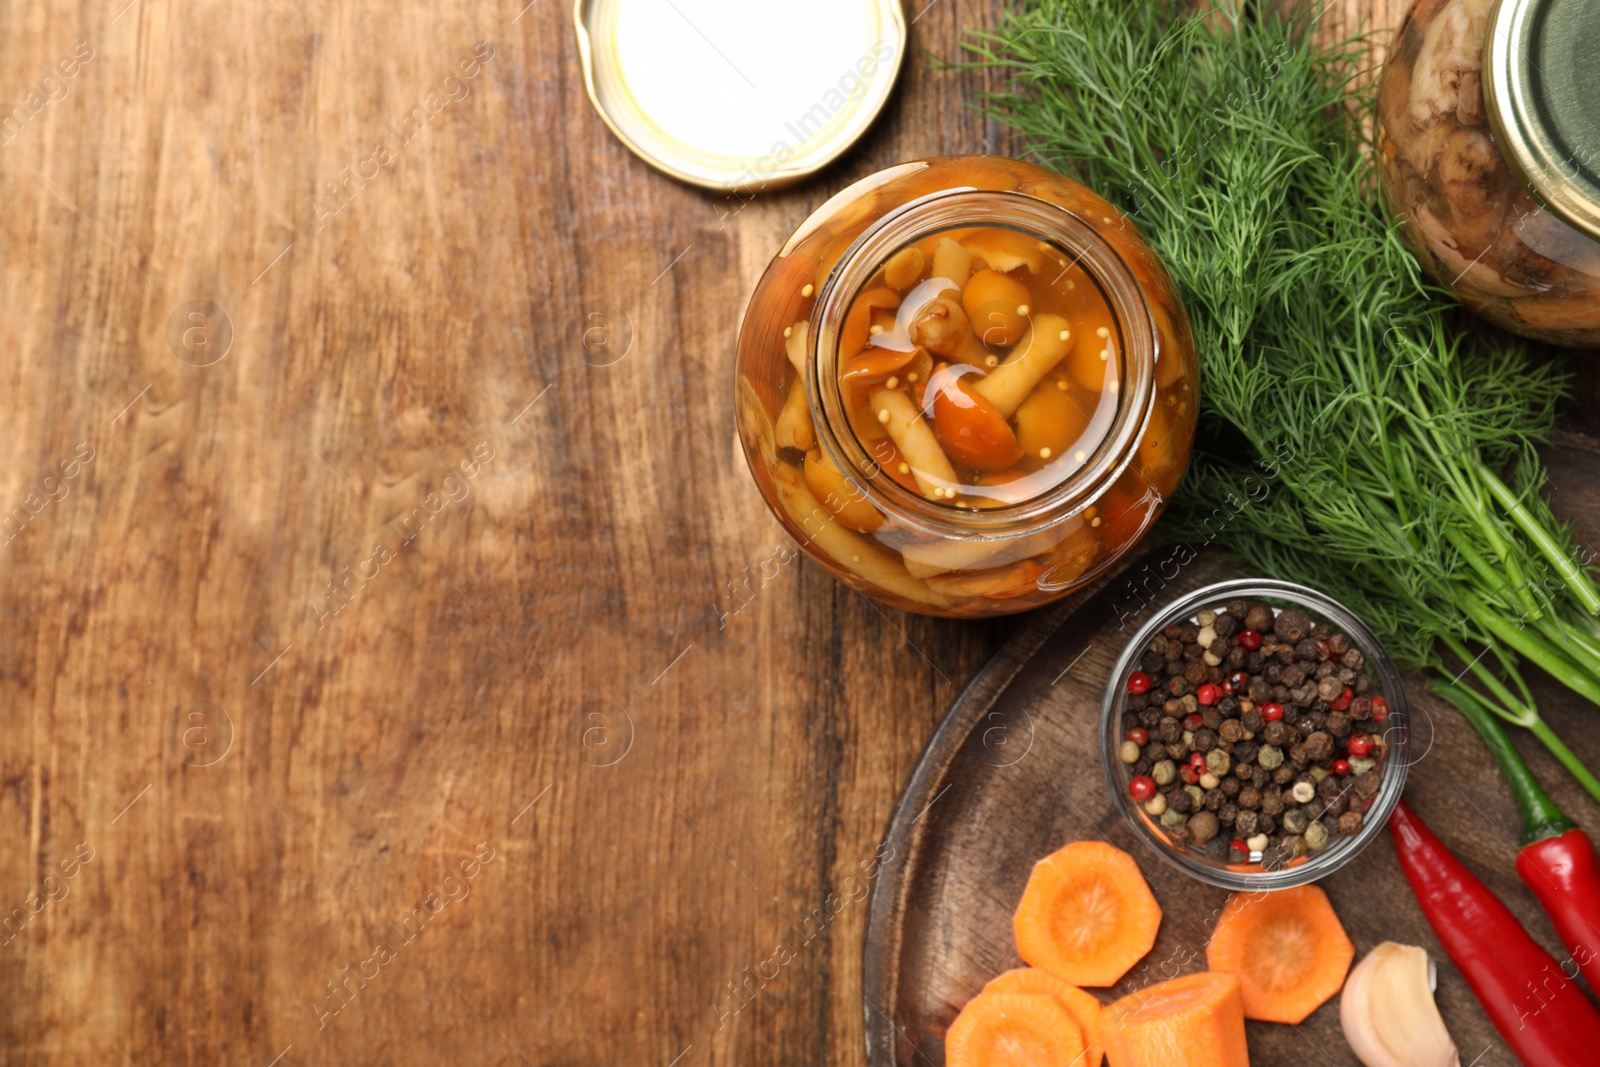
[[969, 0, 1600, 799]]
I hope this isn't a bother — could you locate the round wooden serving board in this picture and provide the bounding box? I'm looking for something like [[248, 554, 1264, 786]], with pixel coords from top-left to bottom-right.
[[862, 436, 1600, 1067]]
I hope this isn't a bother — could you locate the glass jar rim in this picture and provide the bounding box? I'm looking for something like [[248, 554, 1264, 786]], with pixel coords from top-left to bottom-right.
[[1483, 0, 1600, 240], [805, 187, 1159, 541]]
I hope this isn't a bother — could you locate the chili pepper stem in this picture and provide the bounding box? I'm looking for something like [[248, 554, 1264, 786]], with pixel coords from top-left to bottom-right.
[[1431, 679, 1579, 841]]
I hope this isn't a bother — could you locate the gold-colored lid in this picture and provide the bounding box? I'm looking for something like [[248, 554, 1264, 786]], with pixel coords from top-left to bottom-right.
[[573, 0, 907, 192], [1484, 0, 1600, 240]]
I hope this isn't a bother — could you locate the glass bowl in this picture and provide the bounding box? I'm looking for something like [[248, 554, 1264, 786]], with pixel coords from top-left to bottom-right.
[[1100, 578, 1410, 890]]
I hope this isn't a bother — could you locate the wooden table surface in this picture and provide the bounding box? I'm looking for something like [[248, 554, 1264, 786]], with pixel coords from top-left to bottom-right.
[[2, 0, 1593, 1064]]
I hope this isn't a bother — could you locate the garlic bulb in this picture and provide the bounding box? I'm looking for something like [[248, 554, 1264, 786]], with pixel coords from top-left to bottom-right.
[[1341, 942, 1460, 1067]]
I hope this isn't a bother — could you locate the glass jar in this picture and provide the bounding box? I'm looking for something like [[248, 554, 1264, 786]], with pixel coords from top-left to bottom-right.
[[1376, 0, 1600, 346], [1101, 580, 1410, 890], [733, 156, 1199, 618]]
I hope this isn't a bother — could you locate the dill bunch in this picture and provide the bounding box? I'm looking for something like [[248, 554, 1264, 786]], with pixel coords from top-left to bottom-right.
[[969, 0, 1600, 798]]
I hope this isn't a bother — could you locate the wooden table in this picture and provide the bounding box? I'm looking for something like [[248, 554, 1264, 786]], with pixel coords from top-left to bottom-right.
[[2, 0, 1592, 1063]]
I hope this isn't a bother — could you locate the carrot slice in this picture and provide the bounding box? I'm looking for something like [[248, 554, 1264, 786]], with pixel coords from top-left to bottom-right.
[[983, 969, 1106, 1067], [1103, 971, 1248, 1067], [946, 992, 1086, 1067], [1205, 885, 1354, 1024], [1013, 841, 1161, 987]]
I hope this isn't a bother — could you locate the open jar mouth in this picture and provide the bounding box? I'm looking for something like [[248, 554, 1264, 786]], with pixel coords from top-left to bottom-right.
[[806, 188, 1159, 541]]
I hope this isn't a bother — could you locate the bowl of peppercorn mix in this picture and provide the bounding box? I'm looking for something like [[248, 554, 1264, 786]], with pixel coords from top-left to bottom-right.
[[1101, 579, 1410, 890]]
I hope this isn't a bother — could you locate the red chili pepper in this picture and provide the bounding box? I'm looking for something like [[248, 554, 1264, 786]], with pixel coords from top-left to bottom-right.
[[1442, 687, 1600, 993], [1389, 798, 1600, 1063]]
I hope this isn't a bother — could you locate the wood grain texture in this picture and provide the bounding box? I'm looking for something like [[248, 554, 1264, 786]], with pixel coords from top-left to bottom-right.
[[0, 0, 1592, 1064]]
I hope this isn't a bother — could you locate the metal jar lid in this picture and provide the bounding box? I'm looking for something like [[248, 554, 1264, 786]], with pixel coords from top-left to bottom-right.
[[573, 0, 907, 192], [1484, 0, 1600, 239]]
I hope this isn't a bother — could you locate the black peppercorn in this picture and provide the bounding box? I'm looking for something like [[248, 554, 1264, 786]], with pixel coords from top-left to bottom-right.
[[1304, 731, 1334, 762], [1274, 607, 1312, 642], [1168, 788, 1193, 814], [1326, 711, 1352, 738], [1193, 728, 1218, 752], [1241, 709, 1266, 734], [1219, 802, 1239, 824], [1220, 776, 1241, 798], [1235, 810, 1260, 837]]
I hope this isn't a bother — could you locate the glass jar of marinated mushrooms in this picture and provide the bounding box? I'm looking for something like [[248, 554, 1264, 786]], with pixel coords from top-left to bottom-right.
[[1376, 0, 1600, 346], [733, 156, 1200, 618]]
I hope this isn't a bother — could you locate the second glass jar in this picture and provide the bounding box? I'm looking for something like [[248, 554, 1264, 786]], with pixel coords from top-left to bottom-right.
[[734, 156, 1200, 617]]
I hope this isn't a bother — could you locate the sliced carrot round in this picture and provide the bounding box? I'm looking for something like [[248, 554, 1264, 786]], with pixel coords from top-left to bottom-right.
[[946, 992, 1086, 1067], [1104, 971, 1248, 1067], [982, 969, 1107, 1067], [1013, 840, 1161, 988], [1206, 884, 1354, 1024]]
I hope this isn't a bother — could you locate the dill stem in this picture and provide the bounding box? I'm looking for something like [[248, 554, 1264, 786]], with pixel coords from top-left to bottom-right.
[[1481, 469, 1600, 616]]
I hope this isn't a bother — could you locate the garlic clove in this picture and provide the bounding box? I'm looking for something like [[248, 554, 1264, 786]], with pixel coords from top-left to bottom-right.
[[1341, 942, 1460, 1067]]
